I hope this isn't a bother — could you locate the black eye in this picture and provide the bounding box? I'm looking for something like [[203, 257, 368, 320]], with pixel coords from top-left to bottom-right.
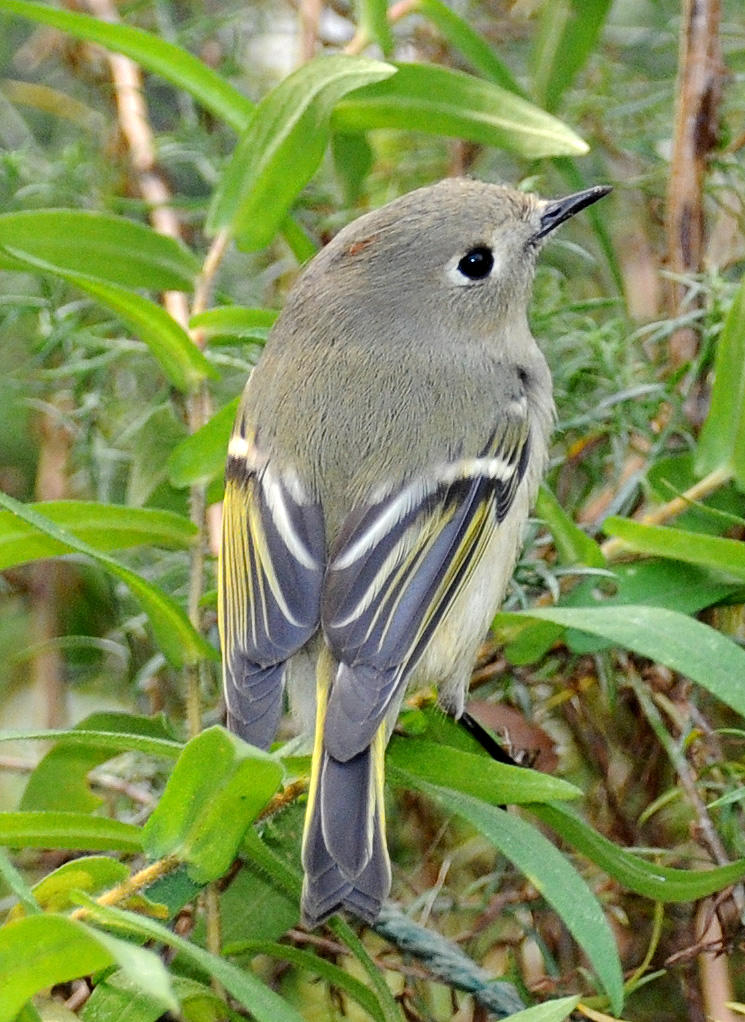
[[457, 245, 494, 280]]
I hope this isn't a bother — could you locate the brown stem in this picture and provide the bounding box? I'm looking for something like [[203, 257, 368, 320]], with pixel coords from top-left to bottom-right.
[[665, 0, 724, 369]]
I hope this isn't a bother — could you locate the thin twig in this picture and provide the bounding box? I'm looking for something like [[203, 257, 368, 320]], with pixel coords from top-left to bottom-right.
[[600, 464, 732, 560]]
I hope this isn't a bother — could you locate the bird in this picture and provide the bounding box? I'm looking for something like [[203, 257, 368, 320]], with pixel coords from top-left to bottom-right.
[[218, 176, 610, 927]]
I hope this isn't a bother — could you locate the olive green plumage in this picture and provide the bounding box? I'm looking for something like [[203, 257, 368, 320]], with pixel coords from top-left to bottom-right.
[[218, 177, 610, 927]]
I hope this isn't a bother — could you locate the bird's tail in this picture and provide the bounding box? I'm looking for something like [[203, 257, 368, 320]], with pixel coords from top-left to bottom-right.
[[300, 650, 391, 928]]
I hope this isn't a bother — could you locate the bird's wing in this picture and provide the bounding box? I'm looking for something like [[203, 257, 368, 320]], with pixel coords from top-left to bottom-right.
[[321, 409, 531, 761], [219, 434, 325, 748]]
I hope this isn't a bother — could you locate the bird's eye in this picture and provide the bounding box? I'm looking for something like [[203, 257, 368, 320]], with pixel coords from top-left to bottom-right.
[[457, 246, 494, 280]]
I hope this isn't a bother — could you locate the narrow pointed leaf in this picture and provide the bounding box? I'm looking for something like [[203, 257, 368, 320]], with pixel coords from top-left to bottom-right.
[[190, 306, 278, 343], [75, 898, 306, 1022], [603, 517, 745, 583], [501, 605, 745, 719], [143, 726, 283, 883], [536, 485, 605, 567], [0, 489, 215, 667], [501, 999, 581, 1022], [208, 54, 395, 249], [414, 0, 523, 93], [0, 501, 195, 571], [357, 0, 394, 55], [333, 63, 589, 158], [0, 0, 253, 131], [0, 210, 198, 289], [695, 273, 745, 486], [532, 803, 745, 902], [167, 397, 238, 488], [532, 0, 613, 112], [0, 727, 181, 760], [3, 248, 215, 392], [0, 812, 142, 852], [416, 785, 624, 1013], [388, 739, 580, 803]]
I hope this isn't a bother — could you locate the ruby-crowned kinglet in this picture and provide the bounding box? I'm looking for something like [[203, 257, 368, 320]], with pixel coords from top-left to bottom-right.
[[219, 177, 610, 927]]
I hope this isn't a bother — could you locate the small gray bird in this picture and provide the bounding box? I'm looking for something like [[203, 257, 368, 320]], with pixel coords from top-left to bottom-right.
[[218, 177, 610, 927]]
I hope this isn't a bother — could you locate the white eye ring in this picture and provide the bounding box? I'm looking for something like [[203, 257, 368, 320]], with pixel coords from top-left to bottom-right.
[[445, 241, 504, 287]]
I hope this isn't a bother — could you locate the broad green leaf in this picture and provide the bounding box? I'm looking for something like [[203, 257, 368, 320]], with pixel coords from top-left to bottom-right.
[[74, 898, 306, 1022], [3, 248, 215, 392], [211, 860, 299, 945], [603, 517, 745, 583], [190, 306, 278, 344], [532, 0, 613, 112], [646, 452, 745, 533], [536, 484, 605, 567], [695, 273, 745, 487], [208, 54, 395, 249], [0, 490, 215, 668], [0, 501, 195, 571], [21, 712, 179, 813], [143, 726, 283, 883], [417, 785, 624, 1013], [333, 63, 589, 158], [532, 803, 745, 902], [0, 0, 253, 131], [0, 914, 176, 1022], [414, 0, 523, 93], [388, 738, 580, 804], [0, 812, 142, 852], [502, 605, 745, 719], [0, 210, 198, 290], [167, 397, 238, 488], [0, 726, 182, 760], [501, 998, 581, 1022]]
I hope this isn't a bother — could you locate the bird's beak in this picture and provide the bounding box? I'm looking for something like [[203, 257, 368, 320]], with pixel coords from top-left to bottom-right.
[[535, 185, 612, 240]]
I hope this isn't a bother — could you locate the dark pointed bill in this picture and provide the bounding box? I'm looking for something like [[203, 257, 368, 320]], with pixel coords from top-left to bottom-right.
[[535, 184, 612, 239]]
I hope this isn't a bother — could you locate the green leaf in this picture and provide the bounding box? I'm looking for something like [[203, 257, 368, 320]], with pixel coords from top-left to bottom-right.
[[0, 490, 215, 668], [167, 398, 238, 488], [531, 0, 613, 112], [28, 856, 129, 913], [416, 785, 624, 1013], [388, 738, 581, 804], [0, 210, 198, 290], [0, 0, 253, 131], [413, 0, 523, 93], [0, 848, 40, 916], [532, 802, 745, 902], [357, 0, 394, 55], [603, 517, 745, 583], [503, 605, 745, 719], [0, 812, 142, 852], [332, 132, 375, 204], [74, 898, 307, 1022], [208, 54, 395, 249], [501, 998, 581, 1022], [0, 725, 182, 760], [0, 501, 196, 571], [3, 248, 215, 392], [695, 273, 745, 486], [224, 938, 386, 1022], [333, 63, 589, 158], [0, 914, 176, 1022], [190, 305, 278, 344], [21, 712, 178, 813], [535, 484, 605, 567], [143, 726, 283, 883]]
